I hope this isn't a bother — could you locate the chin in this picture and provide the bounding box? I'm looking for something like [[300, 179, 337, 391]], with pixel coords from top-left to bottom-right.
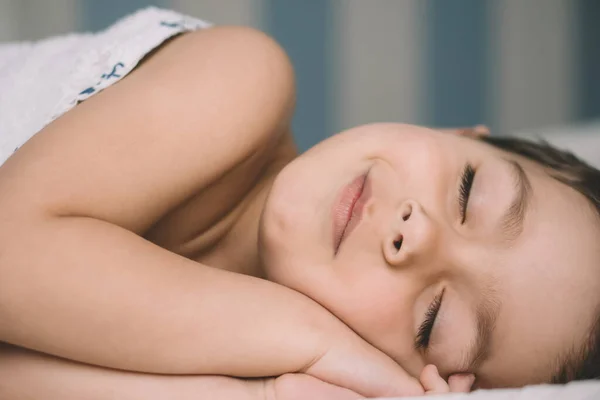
[[257, 181, 300, 277]]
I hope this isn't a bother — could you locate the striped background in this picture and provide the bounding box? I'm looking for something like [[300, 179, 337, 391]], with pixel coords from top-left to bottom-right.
[[0, 0, 598, 152]]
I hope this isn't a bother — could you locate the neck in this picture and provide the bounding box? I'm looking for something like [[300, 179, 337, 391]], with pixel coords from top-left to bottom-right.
[[220, 131, 298, 279]]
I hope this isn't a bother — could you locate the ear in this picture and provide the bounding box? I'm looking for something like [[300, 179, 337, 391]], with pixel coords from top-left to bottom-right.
[[438, 125, 490, 138]]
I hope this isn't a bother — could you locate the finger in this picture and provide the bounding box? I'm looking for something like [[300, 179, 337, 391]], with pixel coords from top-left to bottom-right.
[[448, 373, 476, 393], [420, 364, 449, 394], [269, 374, 363, 400], [305, 338, 424, 398]]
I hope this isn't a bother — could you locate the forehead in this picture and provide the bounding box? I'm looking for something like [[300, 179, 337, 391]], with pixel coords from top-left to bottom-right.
[[479, 155, 600, 385]]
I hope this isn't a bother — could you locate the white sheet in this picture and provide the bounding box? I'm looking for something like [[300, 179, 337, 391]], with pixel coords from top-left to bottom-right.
[[374, 380, 600, 399], [515, 120, 600, 168]]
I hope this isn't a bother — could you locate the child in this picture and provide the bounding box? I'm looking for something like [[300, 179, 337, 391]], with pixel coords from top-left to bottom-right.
[[1, 7, 599, 399]]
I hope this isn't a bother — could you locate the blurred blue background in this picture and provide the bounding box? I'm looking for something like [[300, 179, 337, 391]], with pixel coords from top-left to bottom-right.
[[0, 0, 598, 153]]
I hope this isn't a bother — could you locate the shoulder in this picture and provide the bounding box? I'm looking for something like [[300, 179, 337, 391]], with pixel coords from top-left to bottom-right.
[[0, 27, 296, 233], [178, 25, 293, 74], [142, 25, 296, 139]]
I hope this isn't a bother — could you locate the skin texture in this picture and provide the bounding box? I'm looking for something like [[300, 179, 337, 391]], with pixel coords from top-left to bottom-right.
[[259, 123, 600, 388], [0, 27, 425, 399], [0, 343, 472, 399], [0, 25, 598, 398]]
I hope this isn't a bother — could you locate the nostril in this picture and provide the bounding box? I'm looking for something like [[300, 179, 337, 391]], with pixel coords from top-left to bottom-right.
[[393, 235, 403, 251]]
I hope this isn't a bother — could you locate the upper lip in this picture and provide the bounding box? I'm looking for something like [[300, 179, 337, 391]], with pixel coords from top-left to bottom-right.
[[332, 169, 372, 254]]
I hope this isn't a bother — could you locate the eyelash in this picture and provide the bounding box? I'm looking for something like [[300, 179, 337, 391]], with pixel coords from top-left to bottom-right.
[[413, 165, 474, 351], [415, 288, 445, 350], [459, 164, 476, 223]]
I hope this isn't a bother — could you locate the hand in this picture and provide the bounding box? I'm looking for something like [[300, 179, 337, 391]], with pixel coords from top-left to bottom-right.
[[420, 364, 476, 395], [302, 319, 424, 398], [261, 365, 475, 400], [263, 374, 363, 400], [0, 342, 364, 400]]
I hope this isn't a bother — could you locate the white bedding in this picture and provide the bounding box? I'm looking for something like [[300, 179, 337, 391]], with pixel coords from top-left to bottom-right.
[[514, 119, 600, 168], [376, 380, 600, 399]]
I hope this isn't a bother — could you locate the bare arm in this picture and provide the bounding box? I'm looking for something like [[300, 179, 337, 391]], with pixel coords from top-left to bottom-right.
[[0, 27, 421, 397], [0, 345, 475, 400], [0, 344, 365, 400], [0, 344, 262, 400]]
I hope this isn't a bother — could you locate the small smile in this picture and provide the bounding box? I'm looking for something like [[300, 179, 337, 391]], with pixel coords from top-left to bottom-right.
[[332, 168, 372, 254]]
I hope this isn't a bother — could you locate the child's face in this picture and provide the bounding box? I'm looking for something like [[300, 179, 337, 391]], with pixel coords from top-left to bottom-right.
[[259, 123, 600, 388]]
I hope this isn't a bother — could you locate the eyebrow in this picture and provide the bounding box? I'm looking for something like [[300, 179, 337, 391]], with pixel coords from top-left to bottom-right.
[[499, 159, 532, 242], [455, 161, 529, 371], [458, 286, 502, 371]]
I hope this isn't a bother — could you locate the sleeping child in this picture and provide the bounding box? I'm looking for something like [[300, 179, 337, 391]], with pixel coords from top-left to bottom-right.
[[0, 8, 599, 400]]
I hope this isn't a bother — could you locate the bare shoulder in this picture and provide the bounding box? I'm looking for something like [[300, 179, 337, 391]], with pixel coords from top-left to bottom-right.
[[175, 25, 294, 78], [0, 26, 296, 234], [139, 25, 296, 147], [164, 25, 295, 110]]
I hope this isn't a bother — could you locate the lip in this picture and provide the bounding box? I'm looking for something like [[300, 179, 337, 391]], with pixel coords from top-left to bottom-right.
[[332, 169, 372, 254]]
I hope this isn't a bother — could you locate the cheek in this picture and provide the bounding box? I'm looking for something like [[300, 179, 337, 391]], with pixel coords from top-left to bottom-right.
[[316, 257, 417, 357], [336, 279, 406, 333]]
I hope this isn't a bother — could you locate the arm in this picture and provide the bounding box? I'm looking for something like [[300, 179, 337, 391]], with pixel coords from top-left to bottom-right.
[[0, 27, 421, 397], [0, 344, 261, 400], [0, 344, 361, 400], [0, 345, 475, 400]]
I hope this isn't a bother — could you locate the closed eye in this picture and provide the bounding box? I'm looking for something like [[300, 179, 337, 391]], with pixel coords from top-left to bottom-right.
[[459, 164, 475, 223], [415, 289, 445, 350]]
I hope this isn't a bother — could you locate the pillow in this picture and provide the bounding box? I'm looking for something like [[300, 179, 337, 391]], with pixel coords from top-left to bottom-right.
[[373, 380, 600, 399], [514, 120, 600, 169]]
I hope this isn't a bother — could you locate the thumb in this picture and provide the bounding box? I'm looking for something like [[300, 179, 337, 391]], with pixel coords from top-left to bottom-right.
[[303, 335, 424, 398]]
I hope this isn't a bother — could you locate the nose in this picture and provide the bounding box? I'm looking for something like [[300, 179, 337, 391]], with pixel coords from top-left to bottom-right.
[[382, 199, 436, 267]]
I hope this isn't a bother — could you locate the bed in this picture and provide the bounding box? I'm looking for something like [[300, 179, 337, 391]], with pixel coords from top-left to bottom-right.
[[514, 119, 600, 169], [376, 380, 600, 399]]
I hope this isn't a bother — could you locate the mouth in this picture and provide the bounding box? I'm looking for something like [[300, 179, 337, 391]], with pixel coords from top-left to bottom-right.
[[332, 168, 372, 255]]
